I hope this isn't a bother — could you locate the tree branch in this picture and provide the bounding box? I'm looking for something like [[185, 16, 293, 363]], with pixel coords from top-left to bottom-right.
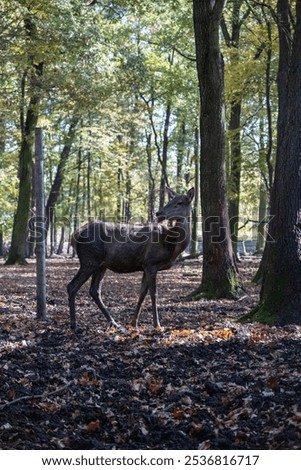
[[221, 15, 231, 46], [174, 47, 196, 62], [0, 382, 72, 410]]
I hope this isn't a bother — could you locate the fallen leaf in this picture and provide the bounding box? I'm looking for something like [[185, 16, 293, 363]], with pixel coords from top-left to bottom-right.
[[86, 420, 101, 432]]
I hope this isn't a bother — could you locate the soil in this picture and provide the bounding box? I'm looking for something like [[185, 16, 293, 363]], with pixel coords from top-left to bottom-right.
[[0, 256, 300, 450]]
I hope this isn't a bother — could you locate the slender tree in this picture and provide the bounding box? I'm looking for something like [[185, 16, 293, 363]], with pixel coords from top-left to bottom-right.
[[45, 117, 79, 234], [192, 0, 240, 298], [221, 0, 246, 258], [191, 126, 200, 257]]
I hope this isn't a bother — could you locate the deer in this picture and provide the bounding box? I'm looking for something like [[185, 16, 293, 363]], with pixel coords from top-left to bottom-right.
[[67, 187, 194, 330]]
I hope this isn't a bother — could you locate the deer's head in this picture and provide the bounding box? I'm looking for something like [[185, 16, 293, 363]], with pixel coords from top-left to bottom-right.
[[156, 187, 195, 222]]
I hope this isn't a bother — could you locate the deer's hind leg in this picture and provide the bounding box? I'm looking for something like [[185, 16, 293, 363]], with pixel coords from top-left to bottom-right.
[[89, 268, 119, 327], [130, 272, 149, 327]]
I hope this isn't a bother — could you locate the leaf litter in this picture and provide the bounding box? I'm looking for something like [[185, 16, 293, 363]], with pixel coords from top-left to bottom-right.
[[0, 257, 301, 450]]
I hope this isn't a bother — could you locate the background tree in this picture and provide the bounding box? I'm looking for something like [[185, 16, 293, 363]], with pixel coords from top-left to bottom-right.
[[192, 0, 239, 298], [6, 11, 43, 265], [245, 0, 301, 325]]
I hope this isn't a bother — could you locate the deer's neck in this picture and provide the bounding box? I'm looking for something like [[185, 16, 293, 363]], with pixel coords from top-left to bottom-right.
[[167, 217, 190, 258]]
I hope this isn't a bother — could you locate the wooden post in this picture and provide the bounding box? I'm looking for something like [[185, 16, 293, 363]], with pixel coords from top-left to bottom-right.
[[35, 128, 47, 321]]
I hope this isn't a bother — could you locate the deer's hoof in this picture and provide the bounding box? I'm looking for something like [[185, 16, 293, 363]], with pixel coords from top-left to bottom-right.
[[71, 325, 83, 335], [129, 316, 139, 328], [153, 325, 163, 332]]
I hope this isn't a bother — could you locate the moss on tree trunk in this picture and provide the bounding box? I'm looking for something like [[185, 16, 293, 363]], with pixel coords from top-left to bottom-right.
[[6, 141, 34, 265]]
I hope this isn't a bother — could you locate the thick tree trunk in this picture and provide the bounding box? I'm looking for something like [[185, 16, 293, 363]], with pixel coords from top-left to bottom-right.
[[6, 12, 44, 265], [6, 65, 43, 265], [253, 0, 291, 283], [192, 0, 239, 298], [245, 0, 301, 325]]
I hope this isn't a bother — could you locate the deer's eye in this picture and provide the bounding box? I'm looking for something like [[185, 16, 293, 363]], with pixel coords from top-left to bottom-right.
[[177, 201, 183, 205]]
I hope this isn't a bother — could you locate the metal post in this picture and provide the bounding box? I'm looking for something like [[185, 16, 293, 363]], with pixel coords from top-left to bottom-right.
[[35, 128, 47, 320]]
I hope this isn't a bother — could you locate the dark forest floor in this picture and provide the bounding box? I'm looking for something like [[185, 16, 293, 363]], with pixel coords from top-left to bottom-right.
[[0, 256, 301, 450]]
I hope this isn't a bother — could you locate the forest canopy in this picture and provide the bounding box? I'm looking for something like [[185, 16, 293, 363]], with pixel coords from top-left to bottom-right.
[[0, 0, 277, 255]]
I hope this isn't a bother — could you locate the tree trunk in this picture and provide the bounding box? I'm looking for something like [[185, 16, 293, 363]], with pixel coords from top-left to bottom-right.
[[45, 117, 79, 233], [191, 126, 200, 257], [222, 0, 244, 259], [146, 131, 155, 222], [86, 149, 92, 218], [142, 93, 170, 207], [256, 183, 267, 252], [0, 228, 3, 257], [6, 62, 43, 265], [159, 102, 171, 207], [244, 0, 301, 325], [228, 99, 242, 258], [125, 170, 132, 222], [35, 128, 47, 321], [56, 226, 65, 255], [192, 0, 239, 299], [117, 160, 123, 222], [74, 146, 82, 232], [252, 0, 291, 284], [176, 117, 186, 192]]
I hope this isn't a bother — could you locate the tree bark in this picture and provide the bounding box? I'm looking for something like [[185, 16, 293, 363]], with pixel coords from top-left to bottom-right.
[[159, 102, 171, 207], [35, 128, 47, 321], [244, 0, 301, 325], [6, 12, 44, 265], [146, 131, 155, 222], [6, 63, 43, 265], [176, 117, 186, 192], [191, 126, 200, 257], [73, 145, 82, 233], [192, 0, 239, 298], [45, 117, 79, 233], [256, 183, 267, 252], [222, 1, 246, 259], [228, 99, 242, 258], [252, 0, 291, 284]]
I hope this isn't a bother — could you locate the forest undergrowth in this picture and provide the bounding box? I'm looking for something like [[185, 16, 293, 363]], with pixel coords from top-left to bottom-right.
[[0, 257, 300, 450]]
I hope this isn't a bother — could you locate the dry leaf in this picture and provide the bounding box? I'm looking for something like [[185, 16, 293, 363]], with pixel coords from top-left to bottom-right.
[[86, 420, 101, 432]]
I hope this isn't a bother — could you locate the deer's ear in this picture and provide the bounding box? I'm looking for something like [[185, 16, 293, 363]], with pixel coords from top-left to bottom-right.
[[187, 187, 195, 202], [165, 186, 177, 200]]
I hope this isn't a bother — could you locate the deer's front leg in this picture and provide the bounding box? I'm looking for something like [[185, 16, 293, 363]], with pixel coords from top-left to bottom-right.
[[146, 268, 160, 328]]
